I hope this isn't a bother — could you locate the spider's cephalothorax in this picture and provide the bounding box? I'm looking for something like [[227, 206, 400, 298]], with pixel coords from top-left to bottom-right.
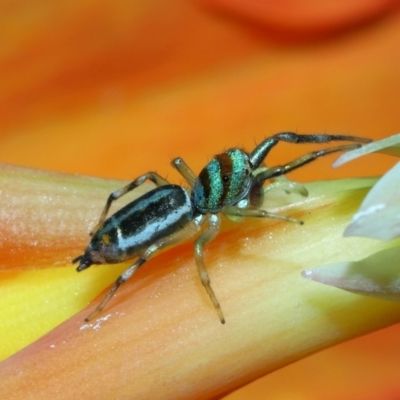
[[74, 132, 371, 323], [192, 148, 254, 213], [190, 132, 371, 217]]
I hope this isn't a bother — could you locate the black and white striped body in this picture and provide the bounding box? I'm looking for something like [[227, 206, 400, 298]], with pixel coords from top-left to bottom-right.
[[75, 185, 193, 270]]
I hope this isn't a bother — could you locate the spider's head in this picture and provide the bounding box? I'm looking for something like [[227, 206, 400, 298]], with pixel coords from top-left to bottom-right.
[[192, 148, 253, 213]]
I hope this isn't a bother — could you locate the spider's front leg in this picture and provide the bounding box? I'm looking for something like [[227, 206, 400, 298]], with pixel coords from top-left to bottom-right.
[[256, 143, 364, 182], [249, 132, 371, 170]]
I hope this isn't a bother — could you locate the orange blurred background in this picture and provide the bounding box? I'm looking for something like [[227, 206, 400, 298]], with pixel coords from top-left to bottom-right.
[[1, 0, 400, 398]]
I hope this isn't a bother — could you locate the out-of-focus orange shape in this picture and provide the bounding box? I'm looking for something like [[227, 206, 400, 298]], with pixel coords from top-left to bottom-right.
[[200, 0, 399, 39]]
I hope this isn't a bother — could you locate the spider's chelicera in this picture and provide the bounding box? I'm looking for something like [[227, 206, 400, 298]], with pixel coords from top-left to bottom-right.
[[73, 132, 371, 323]]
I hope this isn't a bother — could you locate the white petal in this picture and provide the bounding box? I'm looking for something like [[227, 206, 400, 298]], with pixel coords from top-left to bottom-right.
[[302, 246, 400, 301], [344, 161, 400, 240], [333, 133, 400, 167]]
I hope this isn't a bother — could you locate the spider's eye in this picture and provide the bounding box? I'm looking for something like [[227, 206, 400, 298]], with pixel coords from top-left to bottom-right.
[[222, 174, 230, 183]]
